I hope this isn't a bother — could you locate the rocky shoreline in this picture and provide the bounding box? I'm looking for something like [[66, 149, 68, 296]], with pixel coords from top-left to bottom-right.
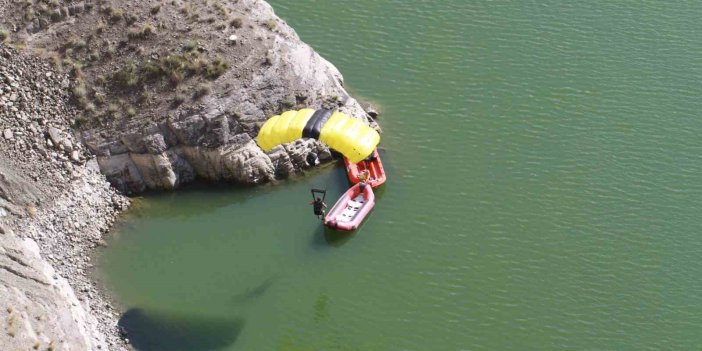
[[1, 0, 377, 349], [79, 0, 376, 195], [1, 45, 130, 350]]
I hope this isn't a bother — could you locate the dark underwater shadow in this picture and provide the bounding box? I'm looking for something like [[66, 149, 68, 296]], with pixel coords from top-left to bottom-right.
[[123, 182, 264, 221], [124, 161, 346, 222], [231, 276, 277, 305], [118, 308, 245, 351]]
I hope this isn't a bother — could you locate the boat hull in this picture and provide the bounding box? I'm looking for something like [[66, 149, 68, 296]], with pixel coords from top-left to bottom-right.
[[344, 149, 386, 188], [324, 183, 375, 231]]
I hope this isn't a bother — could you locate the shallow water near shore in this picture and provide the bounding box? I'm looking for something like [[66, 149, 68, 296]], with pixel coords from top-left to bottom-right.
[[102, 1, 702, 350]]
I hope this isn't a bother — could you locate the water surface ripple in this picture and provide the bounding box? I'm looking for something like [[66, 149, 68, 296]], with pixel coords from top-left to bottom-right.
[[102, 1, 702, 350]]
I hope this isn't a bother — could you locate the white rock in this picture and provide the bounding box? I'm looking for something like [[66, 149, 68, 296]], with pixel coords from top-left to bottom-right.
[[48, 126, 64, 146]]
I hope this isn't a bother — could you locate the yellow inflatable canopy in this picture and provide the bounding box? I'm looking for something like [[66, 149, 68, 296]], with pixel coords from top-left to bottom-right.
[[256, 109, 380, 163]]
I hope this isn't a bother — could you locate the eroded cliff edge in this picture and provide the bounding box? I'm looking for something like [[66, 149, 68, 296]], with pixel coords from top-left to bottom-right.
[[1, 46, 129, 350], [1, 0, 377, 349], [3, 0, 378, 195]]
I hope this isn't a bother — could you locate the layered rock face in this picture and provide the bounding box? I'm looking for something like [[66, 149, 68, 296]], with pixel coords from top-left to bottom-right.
[[74, 0, 375, 194], [1, 46, 129, 350], [1, 0, 377, 195], [0, 0, 377, 349], [1, 227, 102, 351]]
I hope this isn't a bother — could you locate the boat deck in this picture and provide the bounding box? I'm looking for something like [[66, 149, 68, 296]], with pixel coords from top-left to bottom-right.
[[336, 195, 366, 222]]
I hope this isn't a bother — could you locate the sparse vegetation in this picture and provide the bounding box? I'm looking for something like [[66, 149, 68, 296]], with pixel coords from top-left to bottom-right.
[[106, 6, 123, 23], [125, 13, 139, 26], [113, 61, 140, 88], [172, 93, 186, 107], [84, 102, 96, 115], [180, 4, 191, 16], [24, 7, 36, 21], [127, 22, 156, 40], [140, 89, 152, 104], [94, 91, 107, 105], [214, 2, 229, 18], [143, 22, 156, 36], [73, 84, 88, 107], [264, 19, 277, 31], [66, 36, 87, 51], [96, 20, 106, 34], [205, 57, 228, 79], [104, 42, 116, 57], [142, 51, 228, 84], [88, 50, 101, 62], [2, 0, 270, 128], [49, 9, 62, 22], [193, 82, 211, 99], [7, 314, 17, 337], [148, 54, 188, 84], [281, 96, 295, 109], [182, 40, 197, 52], [49, 52, 61, 68], [107, 103, 120, 115]]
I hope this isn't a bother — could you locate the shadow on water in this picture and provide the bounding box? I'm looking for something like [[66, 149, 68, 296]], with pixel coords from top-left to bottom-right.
[[122, 182, 262, 221], [123, 161, 346, 222], [232, 276, 277, 305], [310, 224, 356, 249], [118, 308, 245, 351]]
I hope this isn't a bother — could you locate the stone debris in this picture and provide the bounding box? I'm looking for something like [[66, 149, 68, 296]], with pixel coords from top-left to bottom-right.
[[0, 0, 381, 349], [0, 45, 130, 351]]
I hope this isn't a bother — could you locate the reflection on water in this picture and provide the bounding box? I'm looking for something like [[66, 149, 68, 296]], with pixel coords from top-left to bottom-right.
[[322, 227, 356, 247], [308, 224, 357, 249]]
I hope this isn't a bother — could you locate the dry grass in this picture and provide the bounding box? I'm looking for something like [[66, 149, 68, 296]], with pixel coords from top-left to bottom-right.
[[127, 22, 156, 40], [105, 6, 123, 23], [113, 61, 140, 88], [263, 19, 277, 31], [193, 82, 211, 99], [2, 0, 258, 128]]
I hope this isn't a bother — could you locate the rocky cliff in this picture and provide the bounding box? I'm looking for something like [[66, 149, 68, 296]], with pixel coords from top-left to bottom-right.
[[82, 0, 375, 194], [1, 0, 378, 350], [2, 0, 377, 195], [1, 46, 129, 350]]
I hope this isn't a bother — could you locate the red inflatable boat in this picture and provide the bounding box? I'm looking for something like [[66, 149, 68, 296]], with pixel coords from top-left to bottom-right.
[[324, 183, 375, 231], [344, 149, 386, 188]]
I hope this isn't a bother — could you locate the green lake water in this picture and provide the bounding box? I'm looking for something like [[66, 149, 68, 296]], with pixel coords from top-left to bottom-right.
[[101, 1, 702, 350]]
